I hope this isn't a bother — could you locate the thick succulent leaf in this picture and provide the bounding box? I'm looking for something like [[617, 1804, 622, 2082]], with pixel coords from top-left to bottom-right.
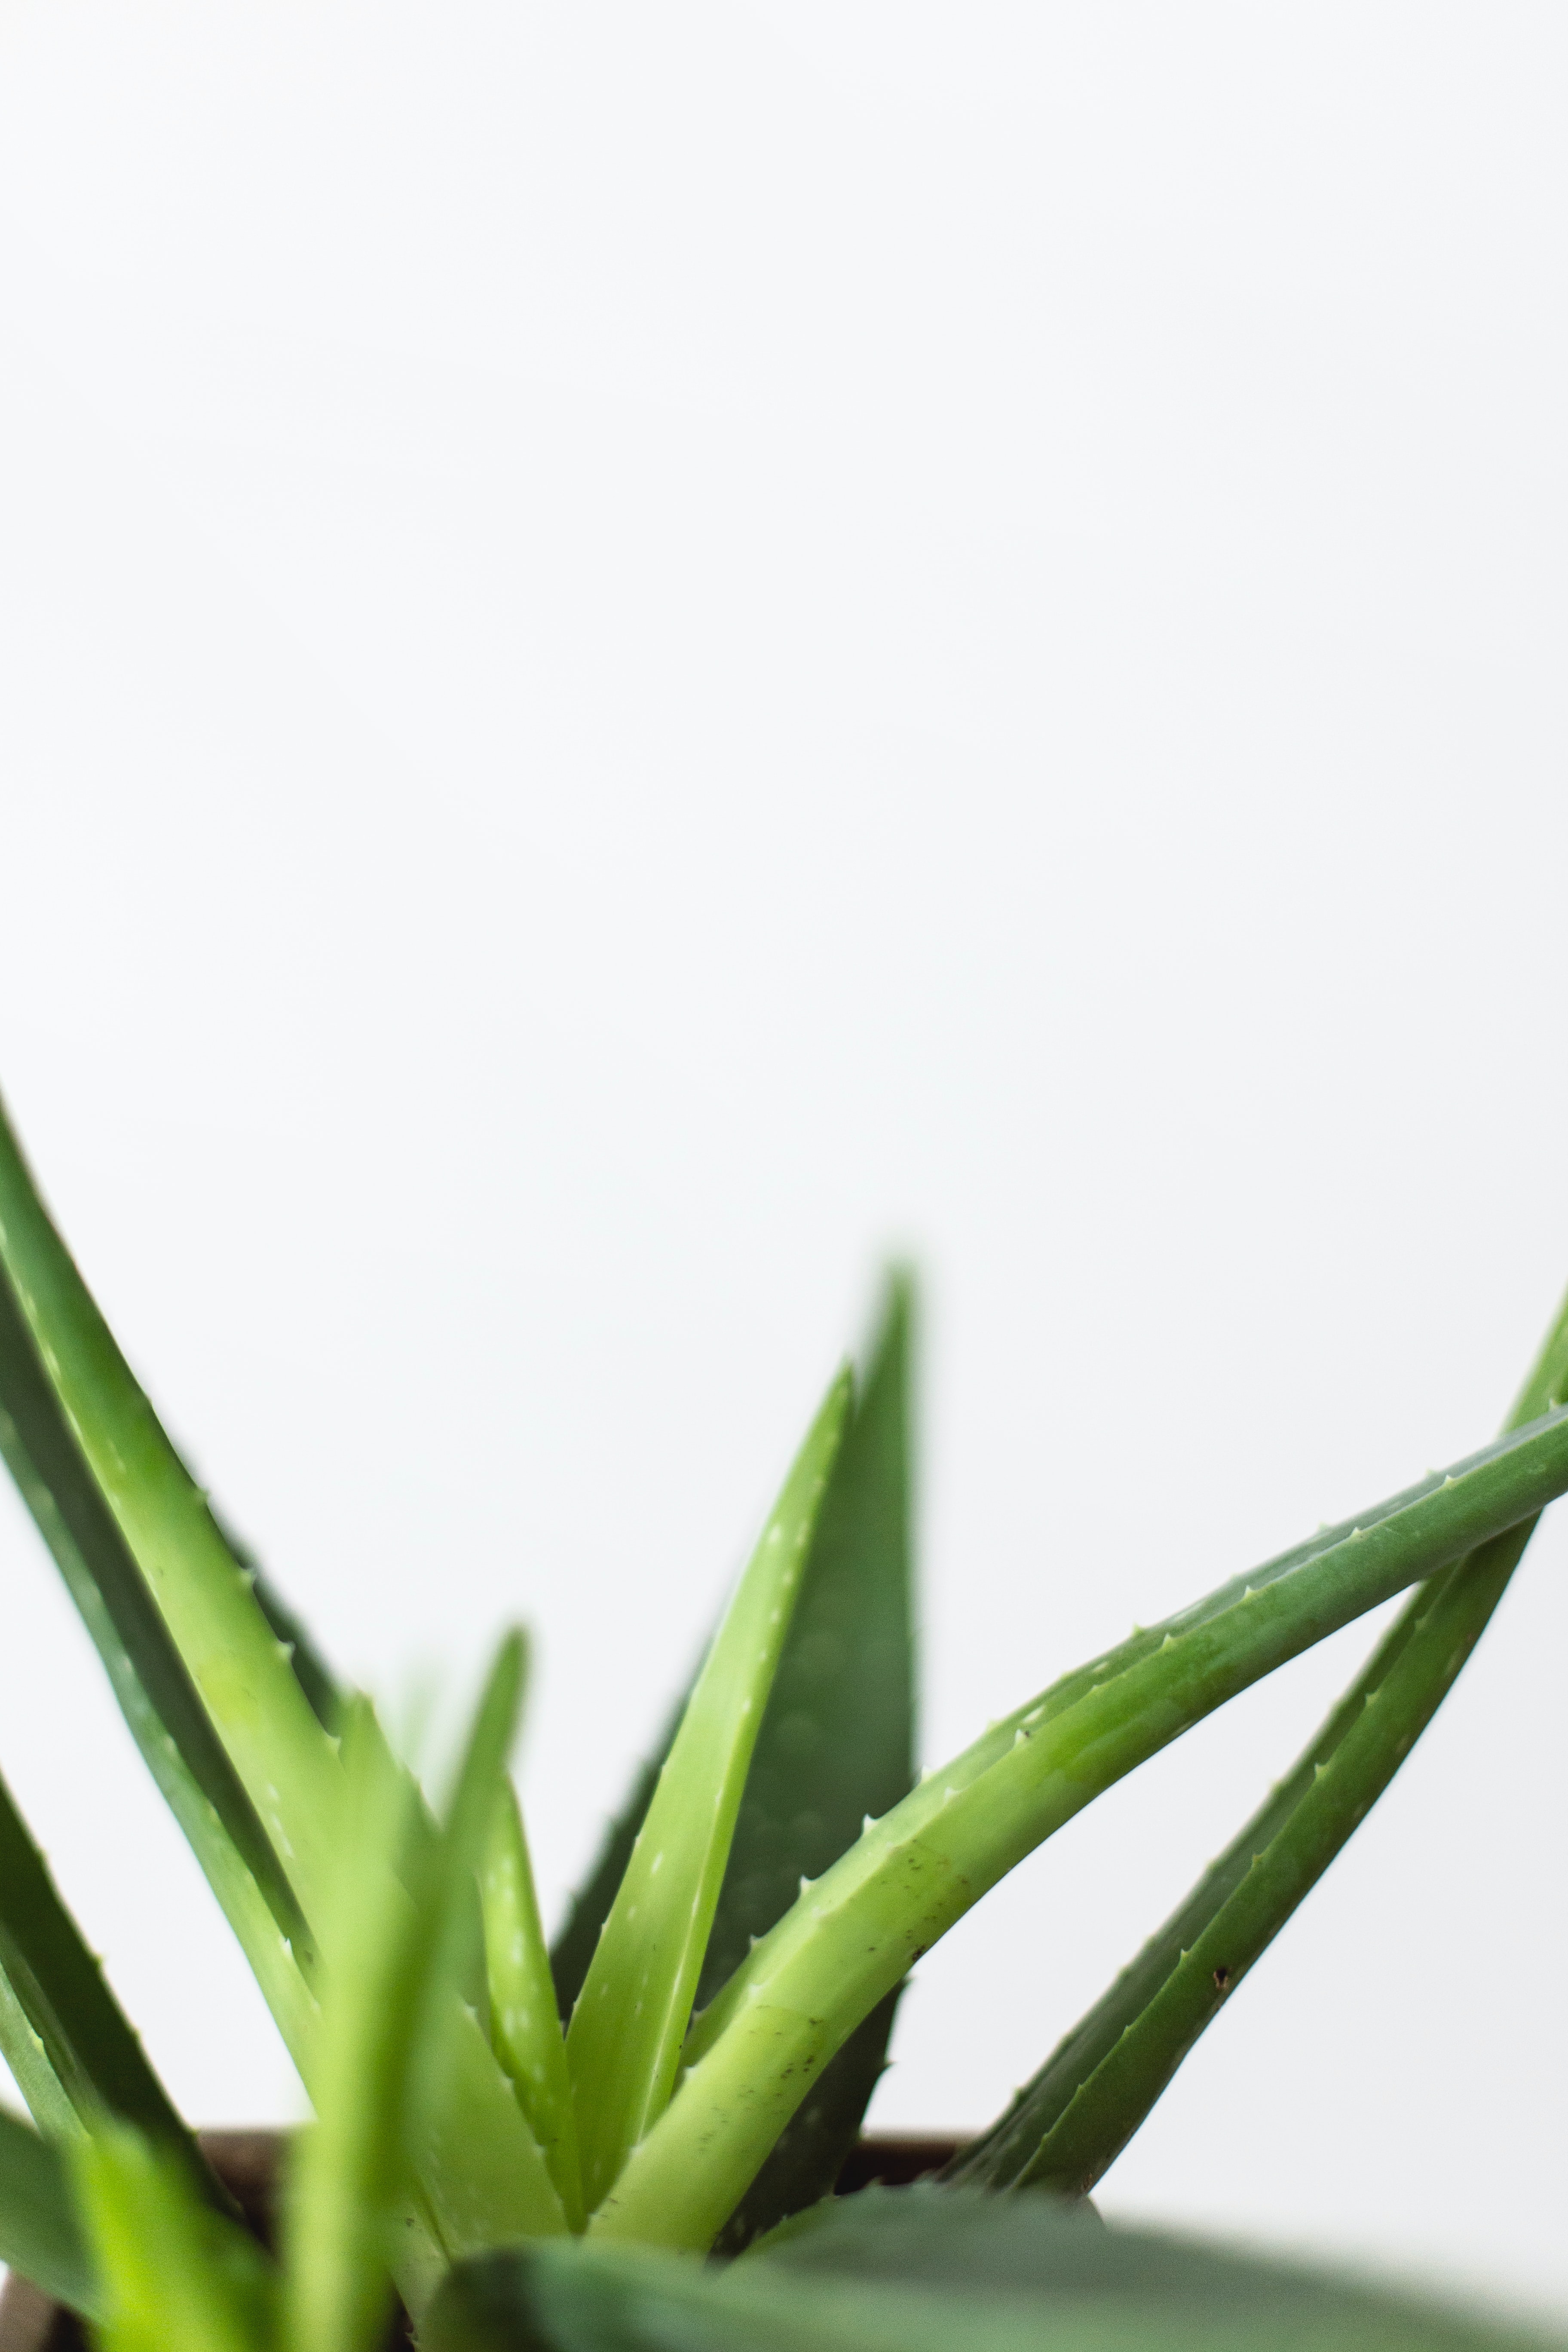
[[75, 2126, 276, 2352], [596, 1399, 1568, 2249], [213, 1508, 343, 1736], [703, 1277, 917, 2252], [0, 1096, 344, 1934], [949, 1529, 1525, 2196], [711, 1989, 903, 2260], [0, 1756, 228, 2212], [426, 2189, 1559, 2352], [0, 1245, 315, 2059], [567, 1371, 851, 2216], [0, 2103, 98, 2317], [952, 1282, 1568, 2195], [485, 1781, 583, 2227]]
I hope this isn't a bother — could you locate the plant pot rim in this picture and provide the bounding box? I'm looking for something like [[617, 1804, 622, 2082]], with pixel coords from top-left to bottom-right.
[[0, 2130, 968, 2349]]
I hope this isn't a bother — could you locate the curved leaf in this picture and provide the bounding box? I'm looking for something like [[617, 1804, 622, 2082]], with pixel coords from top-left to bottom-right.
[[950, 1283, 1568, 2194], [597, 1399, 1568, 2249]]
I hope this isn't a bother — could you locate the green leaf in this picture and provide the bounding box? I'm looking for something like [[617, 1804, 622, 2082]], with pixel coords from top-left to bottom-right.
[[702, 1275, 917, 2253], [0, 1094, 345, 1938], [395, 1632, 568, 2260], [485, 1780, 584, 2228], [0, 2103, 99, 2317], [75, 2126, 277, 2352], [426, 2189, 1559, 2352], [567, 1370, 852, 2217], [0, 1241, 316, 2064], [950, 1281, 1568, 2196], [405, 1632, 557, 2203], [0, 1754, 226, 2207], [596, 1398, 1568, 2250]]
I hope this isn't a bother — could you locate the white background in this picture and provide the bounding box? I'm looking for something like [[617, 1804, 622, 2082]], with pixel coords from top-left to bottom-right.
[[0, 0, 1565, 2321]]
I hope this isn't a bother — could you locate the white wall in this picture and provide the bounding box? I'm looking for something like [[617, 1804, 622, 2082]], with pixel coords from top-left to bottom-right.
[[0, 0, 1564, 2319]]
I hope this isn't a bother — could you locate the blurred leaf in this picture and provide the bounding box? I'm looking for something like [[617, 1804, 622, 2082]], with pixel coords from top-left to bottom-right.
[[703, 1277, 917, 2252], [284, 1701, 431, 2352], [567, 1371, 851, 2216], [428, 2189, 1561, 2352], [0, 2103, 99, 2317], [76, 2126, 276, 2352]]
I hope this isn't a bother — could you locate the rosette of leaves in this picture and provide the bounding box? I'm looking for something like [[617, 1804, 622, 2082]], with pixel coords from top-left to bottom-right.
[[0, 1089, 1562, 2352]]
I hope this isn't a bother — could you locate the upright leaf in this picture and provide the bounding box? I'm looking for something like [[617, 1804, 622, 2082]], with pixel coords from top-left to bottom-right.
[[596, 1398, 1568, 2250], [701, 1275, 917, 2251], [406, 1632, 532, 2143], [286, 1646, 567, 2352], [395, 1635, 568, 2261], [950, 1280, 1568, 2195], [549, 1689, 683, 2024], [284, 1702, 440, 2352], [484, 1782, 583, 2227], [567, 1371, 851, 2217]]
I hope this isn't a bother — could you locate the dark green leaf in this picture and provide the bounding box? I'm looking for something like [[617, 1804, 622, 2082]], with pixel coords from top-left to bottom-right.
[[427, 2190, 1560, 2352], [0, 1758, 227, 2214], [0, 2104, 99, 2318], [0, 1250, 311, 1974], [0, 1096, 343, 1985], [702, 1275, 917, 2251]]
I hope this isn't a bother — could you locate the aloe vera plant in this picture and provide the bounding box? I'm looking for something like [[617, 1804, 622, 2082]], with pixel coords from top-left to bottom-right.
[[0, 1086, 1562, 2351]]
